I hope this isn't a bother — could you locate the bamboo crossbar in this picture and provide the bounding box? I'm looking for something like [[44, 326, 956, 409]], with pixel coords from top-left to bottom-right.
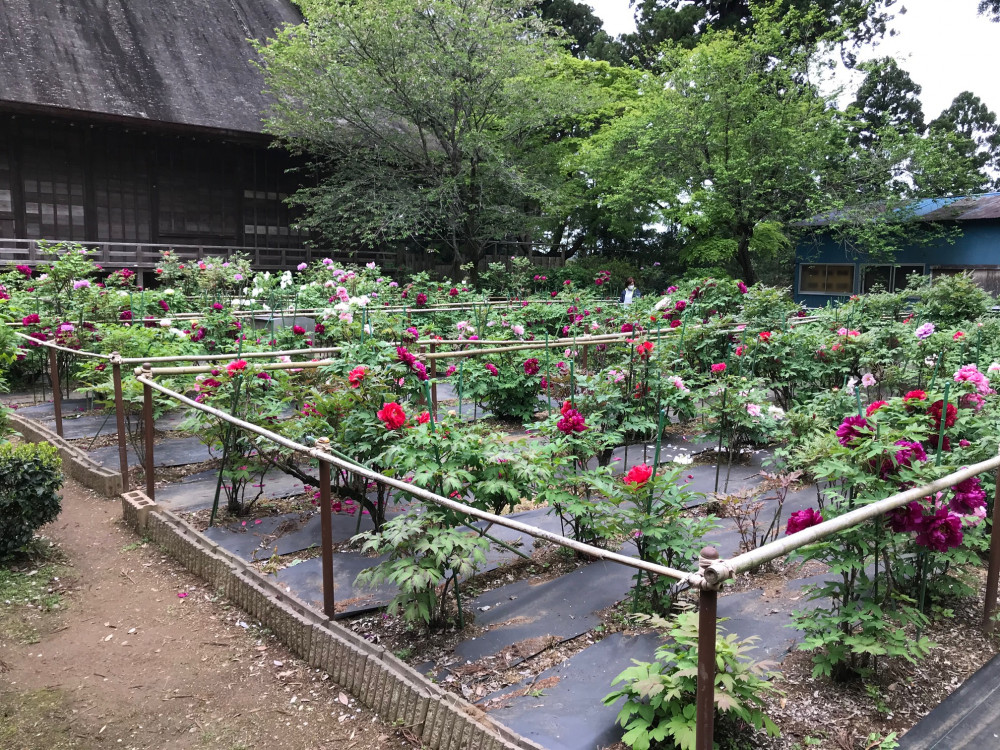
[[13, 330, 113, 359], [703, 450, 1000, 588], [133, 373, 695, 586]]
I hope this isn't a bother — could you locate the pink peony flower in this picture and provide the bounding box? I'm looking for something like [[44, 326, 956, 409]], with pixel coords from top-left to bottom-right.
[[787, 508, 823, 535]]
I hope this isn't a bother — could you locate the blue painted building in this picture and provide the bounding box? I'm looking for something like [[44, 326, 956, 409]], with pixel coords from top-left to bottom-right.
[[793, 193, 1000, 306]]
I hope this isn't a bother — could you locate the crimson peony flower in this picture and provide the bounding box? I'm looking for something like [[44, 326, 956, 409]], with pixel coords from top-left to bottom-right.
[[759, 331, 771, 342], [416, 292, 428, 307], [888, 500, 926, 533], [417, 411, 431, 424], [292, 325, 306, 335], [737, 280, 748, 294], [915, 506, 963, 552], [903, 390, 927, 404], [348, 366, 367, 388], [836, 415, 870, 447], [523, 358, 540, 376], [786, 508, 823, 535], [159, 299, 169, 312], [377, 402, 407, 430], [624, 464, 654, 486], [928, 399, 957, 428], [448, 287, 458, 297], [636, 341, 654, 359], [557, 400, 587, 434], [21, 313, 40, 325], [226, 359, 248, 375], [710, 363, 726, 373], [485, 363, 499, 376]]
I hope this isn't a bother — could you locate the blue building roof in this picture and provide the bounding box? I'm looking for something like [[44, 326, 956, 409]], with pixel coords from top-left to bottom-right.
[[910, 193, 1000, 221]]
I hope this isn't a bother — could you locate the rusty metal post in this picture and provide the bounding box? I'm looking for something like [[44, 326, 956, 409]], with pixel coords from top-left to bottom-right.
[[317, 437, 336, 619], [48, 347, 63, 438], [696, 546, 720, 750], [142, 363, 155, 501], [984, 468, 1000, 632], [430, 343, 438, 414], [111, 353, 129, 492]]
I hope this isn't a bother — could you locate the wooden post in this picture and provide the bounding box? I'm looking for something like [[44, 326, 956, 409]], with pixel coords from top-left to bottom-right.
[[48, 347, 63, 438], [111, 353, 129, 492], [317, 437, 336, 619], [984, 468, 1000, 632], [696, 547, 720, 750], [142, 363, 155, 501]]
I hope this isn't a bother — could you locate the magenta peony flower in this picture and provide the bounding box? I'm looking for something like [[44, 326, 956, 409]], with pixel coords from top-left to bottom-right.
[[485, 363, 499, 376], [786, 508, 823, 535], [950, 476, 987, 515], [836, 415, 870, 447], [888, 500, 927, 533], [523, 358, 540, 376]]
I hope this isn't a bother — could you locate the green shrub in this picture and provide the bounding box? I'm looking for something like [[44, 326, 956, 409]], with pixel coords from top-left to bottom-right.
[[0, 442, 63, 559], [907, 271, 992, 326], [605, 610, 781, 750]]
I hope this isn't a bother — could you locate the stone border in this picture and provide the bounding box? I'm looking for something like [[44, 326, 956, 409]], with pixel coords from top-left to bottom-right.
[[121, 490, 545, 750], [11, 413, 122, 496]]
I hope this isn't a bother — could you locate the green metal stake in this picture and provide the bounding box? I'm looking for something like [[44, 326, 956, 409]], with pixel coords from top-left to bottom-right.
[[569, 360, 575, 406], [544, 330, 552, 414], [458, 360, 464, 418]]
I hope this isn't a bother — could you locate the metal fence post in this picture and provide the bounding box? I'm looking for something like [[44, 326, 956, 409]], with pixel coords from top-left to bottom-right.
[[696, 546, 720, 750], [316, 437, 336, 619], [984, 468, 1000, 632], [111, 353, 129, 492], [48, 347, 63, 438], [142, 363, 155, 501]]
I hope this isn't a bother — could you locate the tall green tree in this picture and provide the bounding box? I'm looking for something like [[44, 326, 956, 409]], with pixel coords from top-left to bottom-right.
[[256, 0, 590, 274], [621, 0, 897, 66], [928, 91, 1000, 189], [538, 0, 625, 63], [580, 13, 850, 282], [848, 57, 925, 150]]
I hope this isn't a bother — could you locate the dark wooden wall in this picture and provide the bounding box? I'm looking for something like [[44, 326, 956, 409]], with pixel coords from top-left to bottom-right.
[[0, 113, 308, 252]]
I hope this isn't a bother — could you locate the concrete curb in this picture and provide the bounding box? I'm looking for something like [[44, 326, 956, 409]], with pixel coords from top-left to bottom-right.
[[11, 413, 122, 496], [121, 490, 544, 750]]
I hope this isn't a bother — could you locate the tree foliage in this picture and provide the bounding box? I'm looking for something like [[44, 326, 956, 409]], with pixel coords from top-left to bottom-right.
[[256, 0, 593, 273], [621, 0, 898, 66]]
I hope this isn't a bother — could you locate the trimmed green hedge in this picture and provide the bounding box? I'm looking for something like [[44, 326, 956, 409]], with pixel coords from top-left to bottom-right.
[[0, 442, 63, 559]]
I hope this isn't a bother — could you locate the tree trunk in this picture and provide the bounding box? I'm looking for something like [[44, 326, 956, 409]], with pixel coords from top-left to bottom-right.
[[735, 235, 756, 284]]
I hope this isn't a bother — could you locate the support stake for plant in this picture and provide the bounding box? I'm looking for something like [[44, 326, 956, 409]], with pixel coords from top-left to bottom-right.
[[142, 363, 155, 501], [317, 437, 336, 619], [984, 466, 1000, 632], [111, 353, 129, 492], [695, 547, 720, 750], [49, 347, 63, 438]]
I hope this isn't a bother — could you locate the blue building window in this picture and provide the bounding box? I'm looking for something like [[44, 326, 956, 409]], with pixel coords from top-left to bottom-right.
[[800, 263, 855, 295], [861, 264, 924, 293]]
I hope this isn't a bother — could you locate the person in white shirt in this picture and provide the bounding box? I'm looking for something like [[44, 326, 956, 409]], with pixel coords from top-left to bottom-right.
[[619, 277, 641, 306]]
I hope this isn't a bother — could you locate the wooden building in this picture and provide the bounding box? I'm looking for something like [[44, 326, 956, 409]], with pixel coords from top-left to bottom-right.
[[0, 0, 322, 271], [794, 193, 1000, 305]]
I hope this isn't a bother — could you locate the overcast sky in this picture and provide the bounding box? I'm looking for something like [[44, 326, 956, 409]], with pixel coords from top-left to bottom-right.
[[585, 0, 1000, 119]]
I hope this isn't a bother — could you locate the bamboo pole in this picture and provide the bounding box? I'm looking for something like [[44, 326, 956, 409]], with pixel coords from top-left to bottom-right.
[[133, 374, 696, 586], [703, 450, 1000, 587]]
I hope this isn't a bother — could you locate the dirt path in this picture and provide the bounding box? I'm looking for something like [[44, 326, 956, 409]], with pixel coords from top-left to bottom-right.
[[0, 479, 420, 750]]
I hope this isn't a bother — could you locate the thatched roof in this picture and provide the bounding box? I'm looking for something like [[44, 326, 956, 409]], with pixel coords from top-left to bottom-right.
[[0, 0, 301, 135]]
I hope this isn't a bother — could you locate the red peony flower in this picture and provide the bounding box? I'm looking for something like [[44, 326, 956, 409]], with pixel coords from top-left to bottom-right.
[[292, 325, 306, 335], [226, 359, 248, 375], [904, 390, 927, 403], [624, 464, 654, 486], [523, 358, 540, 376], [348, 366, 367, 388], [377, 402, 407, 430], [636, 341, 654, 359], [866, 400, 887, 417], [417, 411, 431, 424], [759, 331, 772, 342], [710, 362, 726, 373]]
